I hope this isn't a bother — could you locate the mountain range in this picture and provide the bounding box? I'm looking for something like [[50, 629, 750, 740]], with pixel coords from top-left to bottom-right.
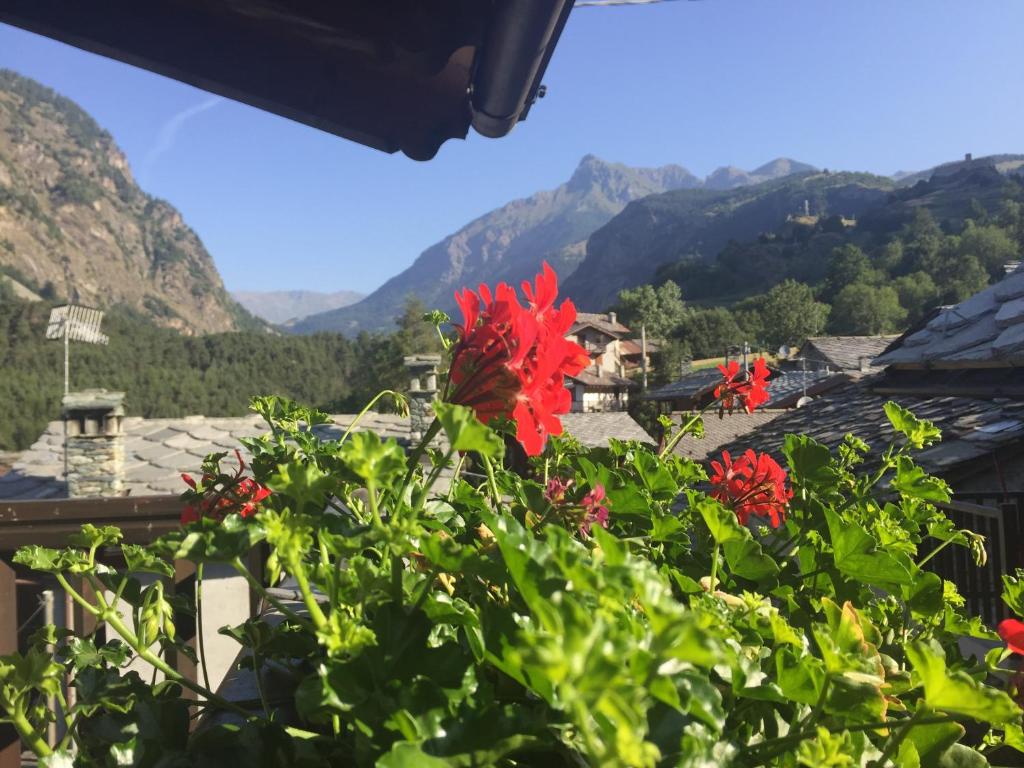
[[0, 69, 257, 334], [232, 289, 365, 325], [3, 69, 1021, 340], [288, 154, 821, 334]]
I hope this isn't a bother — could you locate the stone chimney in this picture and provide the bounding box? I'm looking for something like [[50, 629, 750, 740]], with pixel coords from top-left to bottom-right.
[[62, 389, 125, 498], [607, 311, 617, 326], [403, 355, 442, 442]]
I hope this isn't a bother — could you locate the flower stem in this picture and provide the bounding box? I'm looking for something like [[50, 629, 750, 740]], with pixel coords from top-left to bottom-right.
[[9, 707, 51, 758], [660, 403, 714, 459], [230, 558, 312, 629], [337, 389, 407, 447], [482, 455, 501, 508], [708, 542, 720, 594], [196, 563, 211, 691]]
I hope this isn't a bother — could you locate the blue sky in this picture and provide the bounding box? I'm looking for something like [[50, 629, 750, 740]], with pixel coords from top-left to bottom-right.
[[1, 0, 1023, 294]]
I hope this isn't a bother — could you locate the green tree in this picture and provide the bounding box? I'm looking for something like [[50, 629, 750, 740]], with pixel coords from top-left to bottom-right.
[[829, 282, 906, 335], [616, 281, 686, 338], [893, 271, 939, 325], [822, 244, 880, 301], [753, 280, 830, 348], [675, 307, 744, 359]]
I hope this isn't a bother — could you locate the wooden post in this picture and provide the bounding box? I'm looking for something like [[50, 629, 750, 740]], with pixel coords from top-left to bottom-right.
[[0, 558, 20, 768]]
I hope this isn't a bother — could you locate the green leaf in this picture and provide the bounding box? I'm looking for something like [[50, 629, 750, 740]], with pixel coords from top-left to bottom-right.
[[268, 459, 333, 513], [892, 457, 951, 503], [783, 434, 838, 485], [68, 523, 123, 549], [433, 401, 504, 459], [121, 543, 174, 577], [12, 545, 65, 573], [904, 572, 945, 618], [906, 640, 1021, 725], [695, 498, 745, 545], [377, 742, 453, 768], [1005, 571, 1024, 621], [722, 537, 779, 582], [825, 509, 913, 588], [904, 715, 964, 766], [884, 402, 942, 449], [339, 431, 407, 487]]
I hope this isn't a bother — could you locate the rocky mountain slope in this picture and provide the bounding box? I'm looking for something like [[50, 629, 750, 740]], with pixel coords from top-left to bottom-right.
[[290, 155, 818, 334], [289, 155, 701, 334], [0, 69, 257, 334], [561, 171, 895, 310], [233, 289, 365, 325]]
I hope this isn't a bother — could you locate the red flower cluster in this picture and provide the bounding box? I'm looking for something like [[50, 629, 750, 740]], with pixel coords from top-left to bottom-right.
[[714, 358, 770, 414], [449, 263, 590, 456], [709, 449, 791, 529], [1000, 619, 1024, 656], [180, 450, 271, 525], [579, 485, 610, 535]]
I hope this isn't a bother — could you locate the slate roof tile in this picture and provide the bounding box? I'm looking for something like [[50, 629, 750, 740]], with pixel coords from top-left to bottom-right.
[[876, 265, 1024, 366], [1, 412, 651, 500]]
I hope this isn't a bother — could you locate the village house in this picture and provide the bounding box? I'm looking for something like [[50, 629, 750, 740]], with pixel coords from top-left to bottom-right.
[[565, 311, 640, 411]]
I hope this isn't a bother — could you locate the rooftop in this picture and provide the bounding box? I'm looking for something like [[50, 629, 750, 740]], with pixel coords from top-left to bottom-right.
[[645, 367, 841, 406], [672, 410, 786, 460], [569, 368, 637, 390], [800, 335, 900, 371], [0, 410, 652, 501], [571, 312, 631, 339], [716, 378, 1024, 480], [874, 264, 1024, 368]]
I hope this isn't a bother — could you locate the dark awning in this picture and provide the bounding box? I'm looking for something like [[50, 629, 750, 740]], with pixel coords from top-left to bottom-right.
[[0, 0, 574, 160]]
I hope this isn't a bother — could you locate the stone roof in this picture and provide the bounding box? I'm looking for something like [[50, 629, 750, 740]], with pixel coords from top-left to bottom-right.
[[569, 367, 637, 390], [560, 412, 654, 447], [571, 312, 631, 339], [644, 367, 841, 407], [874, 265, 1024, 367], [672, 410, 786, 460], [0, 411, 654, 500], [716, 378, 1024, 478], [0, 413, 410, 501], [800, 336, 900, 371]]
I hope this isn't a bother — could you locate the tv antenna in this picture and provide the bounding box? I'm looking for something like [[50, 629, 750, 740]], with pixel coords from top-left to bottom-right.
[[46, 305, 109, 394], [45, 305, 109, 484]]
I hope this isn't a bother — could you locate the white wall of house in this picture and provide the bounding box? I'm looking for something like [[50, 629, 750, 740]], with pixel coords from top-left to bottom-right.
[[569, 329, 626, 377], [573, 389, 629, 413]]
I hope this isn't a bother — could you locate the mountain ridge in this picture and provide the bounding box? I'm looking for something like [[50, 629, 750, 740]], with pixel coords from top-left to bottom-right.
[[233, 289, 365, 325], [290, 154, 819, 335], [0, 69, 257, 334]]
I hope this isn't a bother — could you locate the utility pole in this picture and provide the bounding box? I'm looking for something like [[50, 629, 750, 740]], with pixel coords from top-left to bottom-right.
[[640, 324, 648, 391]]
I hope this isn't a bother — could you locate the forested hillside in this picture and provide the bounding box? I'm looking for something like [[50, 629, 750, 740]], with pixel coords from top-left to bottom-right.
[[615, 164, 1024, 372], [0, 292, 438, 450]]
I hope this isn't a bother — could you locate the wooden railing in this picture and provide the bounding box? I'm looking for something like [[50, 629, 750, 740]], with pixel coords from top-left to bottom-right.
[[0, 495, 195, 768]]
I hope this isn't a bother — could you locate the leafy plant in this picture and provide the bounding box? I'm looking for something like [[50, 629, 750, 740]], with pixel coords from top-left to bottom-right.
[[3, 268, 1021, 767]]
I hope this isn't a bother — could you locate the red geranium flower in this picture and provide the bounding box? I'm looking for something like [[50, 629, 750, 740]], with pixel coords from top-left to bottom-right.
[[709, 449, 791, 529], [999, 619, 1024, 655], [715, 357, 770, 414], [180, 450, 271, 525], [448, 263, 589, 456]]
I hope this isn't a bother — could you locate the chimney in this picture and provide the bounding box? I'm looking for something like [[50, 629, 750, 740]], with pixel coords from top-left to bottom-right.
[[403, 354, 442, 442], [62, 389, 125, 498], [608, 311, 617, 326]]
